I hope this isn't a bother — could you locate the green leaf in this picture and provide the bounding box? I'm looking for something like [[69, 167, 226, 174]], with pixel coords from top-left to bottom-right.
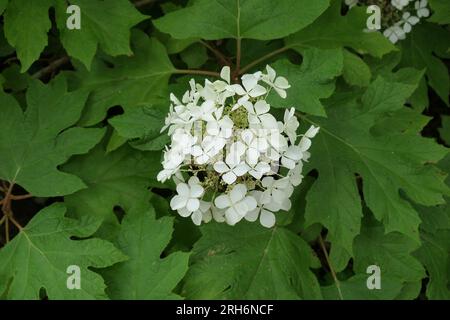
[[303, 69, 449, 265], [322, 274, 403, 300], [182, 222, 321, 299], [439, 116, 450, 145], [72, 30, 175, 126], [413, 156, 450, 300], [267, 48, 343, 116], [429, 0, 450, 24], [154, 0, 330, 41], [0, 203, 127, 299], [180, 43, 209, 69], [400, 23, 450, 105], [109, 105, 170, 151], [54, 0, 147, 69], [0, 0, 7, 14], [3, 0, 53, 72], [350, 214, 426, 299], [342, 49, 372, 87], [286, 0, 397, 58], [103, 204, 189, 299], [0, 76, 105, 197], [63, 143, 163, 230]]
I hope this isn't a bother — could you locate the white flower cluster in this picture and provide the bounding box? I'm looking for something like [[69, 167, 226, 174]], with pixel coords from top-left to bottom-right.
[[157, 66, 319, 228], [346, 0, 430, 43]]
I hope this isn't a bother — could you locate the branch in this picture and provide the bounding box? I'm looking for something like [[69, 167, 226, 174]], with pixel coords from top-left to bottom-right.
[[1, 182, 14, 213], [175, 69, 221, 78], [10, 194, 33, 201], [318, 234, 344, 300], [32, 56, 70, 79], [8, 215, 22, 231], [200, 40, 232, 67], [239, 46, 290, 75], [134, 0, 156, 8]]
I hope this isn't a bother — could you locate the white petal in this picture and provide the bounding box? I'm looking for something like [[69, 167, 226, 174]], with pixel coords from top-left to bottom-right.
[[243, 196, 257, 211], [298, 137, 312, 152], [170, 195, 187, 210], [254, 100, 270, 115], [246, 148, 260, 166], [215, 194, 231, 209], [259, 114, 278, 129], [260, 209, 276, 228], [225, 207, 242, 225], [249, 85, 267, 97], [241, 130, 254, 145], [274, 87, 287, 99], [222, 171, 237, 184], [242, 74, 258, 91], [281, 157, 296, 170], [233, 162, 250, 176], [214, 161, 230, 174], [190, 184, 204, 198], [274, 76, 290, 89], [285, 145, 303, 161], [230, 184, 247, 203], [191, 210, 202, 225], [177, 207, 191, 217], [176, 183, 190, 197], [266, 65, 276, 81], [305, 125, 320, 138], [220, 66, 231, 83], [186, 198, 200, 212], [245, 208, 259, 222], [231, 84, 246, 96]]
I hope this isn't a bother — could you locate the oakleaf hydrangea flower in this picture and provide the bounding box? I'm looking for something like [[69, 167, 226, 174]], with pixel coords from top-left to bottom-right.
[[158, 65, 319, 228], [346, 0, 429, 44]]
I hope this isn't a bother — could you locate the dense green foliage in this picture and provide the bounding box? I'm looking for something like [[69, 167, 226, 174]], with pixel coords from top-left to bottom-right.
[[0, 0, 449, 300]]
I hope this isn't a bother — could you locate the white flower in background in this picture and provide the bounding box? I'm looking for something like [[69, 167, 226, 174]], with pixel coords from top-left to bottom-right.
[[345, 0, 359, 8], [245, 191, 280, 228], [244, 100, 271, 125], [400, 12, 420, 33], [261, 177, 294, 211], [231, 72, 267, 108], [346, 0, 429, 43], [241, 129, 268, 165], [170, 177, 204, 213], [158, 65, 319, 228], [391, 0, 411, 10], [190, 201, 211, 226], [383, 25, 406, 43], [261, 65, 291, 98], [214, 184, 257, 225], [415, 0, 429, 18], [287, 163, 304, 187], [283, 108, 300, 144], [248, 161, 271, 180], [281, 145, 303, 170], [214, 156, 250, 185]]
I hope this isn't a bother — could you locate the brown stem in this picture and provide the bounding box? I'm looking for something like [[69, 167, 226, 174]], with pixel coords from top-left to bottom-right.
[[235, 37, 242, 78], [318, 234, 344, 300], [1, 182, 14, 213], [134, 0, 156, 7], [8, 215, 22, 231], [175, 69, 221, 78], [0, 215, 5, 227], [200, 40, 232, 67], [32, 56, 70, 79], [10, 194, 33, 201], [5, 218, 9, 243], [239, 46, 290, 75]]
